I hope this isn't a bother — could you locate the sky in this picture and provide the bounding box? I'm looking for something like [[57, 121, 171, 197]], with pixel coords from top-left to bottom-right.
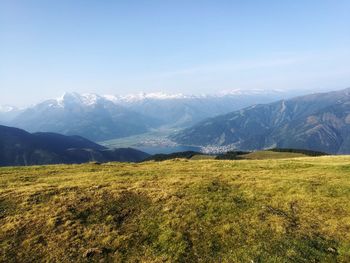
[[1, 0, 350, 106]]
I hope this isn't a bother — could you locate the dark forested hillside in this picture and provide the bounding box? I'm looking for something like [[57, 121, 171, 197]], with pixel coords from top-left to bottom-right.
[[0, 125, 149, 166]]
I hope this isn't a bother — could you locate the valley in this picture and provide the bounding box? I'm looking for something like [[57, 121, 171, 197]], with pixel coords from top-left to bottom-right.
[[99, 128, 201, 155]]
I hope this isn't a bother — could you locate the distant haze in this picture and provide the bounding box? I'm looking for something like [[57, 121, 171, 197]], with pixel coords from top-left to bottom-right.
[[1, 0, 350, 106]]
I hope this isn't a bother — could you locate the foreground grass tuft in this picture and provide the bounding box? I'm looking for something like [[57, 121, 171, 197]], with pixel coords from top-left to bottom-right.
[[1, 156, 350, 262]]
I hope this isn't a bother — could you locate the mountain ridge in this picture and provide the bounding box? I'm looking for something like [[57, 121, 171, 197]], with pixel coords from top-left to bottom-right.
[[0, 125, 149, 166], [172, 88, 350, 154], [0, 90, 291, 141]]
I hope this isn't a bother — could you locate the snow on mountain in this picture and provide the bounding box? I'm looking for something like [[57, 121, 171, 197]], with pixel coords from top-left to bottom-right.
[[172, 87, 350, 154], [3, 89, 294, 142], [15, 89, 291, 129], [48, 91, 198, 107], [103, 89, 286, 103], [0, 105, 17, 113], [216, 88, 286, 97], [0, 105, 22, 123], [2, 89, 297, 114], [25, 89, 289, 109], [9, 92, 162, 141], [55, 92, 103, 107], [103, 92, 190, 104], [121, 92, 188, 101], [104, 89, 288, 103]]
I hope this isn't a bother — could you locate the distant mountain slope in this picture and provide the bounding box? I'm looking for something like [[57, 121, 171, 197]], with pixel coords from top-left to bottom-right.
[[8, 93, 159, 141], [1, 90, 291, 141], [0, 125, 149, 166], [112, 90, 290, 128], [172, 88, 350, 154], [0, 106, 22, 123]]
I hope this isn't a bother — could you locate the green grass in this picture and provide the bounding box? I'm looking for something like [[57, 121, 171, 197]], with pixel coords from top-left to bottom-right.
[[190, 154, 216, 160], [241, 150, 308, 159], [1, 156, 350, 262]]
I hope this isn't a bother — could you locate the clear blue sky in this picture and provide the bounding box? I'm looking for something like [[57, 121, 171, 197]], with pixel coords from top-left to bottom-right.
[[1, 0, 350, 106]]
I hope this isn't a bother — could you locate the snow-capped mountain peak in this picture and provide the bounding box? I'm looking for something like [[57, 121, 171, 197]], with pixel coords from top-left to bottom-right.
[[55, 92, 103, 107], [38, 89, 289, 109], [114, 92, 189, 103], [56, 91, 191, 107], [101, 92, 192, 104], [0, 105, 17, 113], [216, 88, 286, 97], [79, 93, 103, 106], [2, 88, 292, 142]]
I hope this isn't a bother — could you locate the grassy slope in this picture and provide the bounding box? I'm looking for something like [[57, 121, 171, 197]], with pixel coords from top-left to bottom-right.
[[190, 154, 216, 160], [241, 150, 307, 160], [1, 156, 350, 262]]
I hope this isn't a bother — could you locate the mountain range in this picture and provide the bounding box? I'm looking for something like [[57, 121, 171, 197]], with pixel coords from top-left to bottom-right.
[[0, 90, 291, 142], [3, 93, 160, 142], [0, 125, 149, 166], [172, 88, 350, 154], [3, 88, 350, 155]]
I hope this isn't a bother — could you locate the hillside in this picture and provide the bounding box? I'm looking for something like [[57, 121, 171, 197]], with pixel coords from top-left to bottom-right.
[[1, 156, 350, 262], [0, 125, 149, 166], [144, 149, 327, 161], [172, 88, 350, 154]]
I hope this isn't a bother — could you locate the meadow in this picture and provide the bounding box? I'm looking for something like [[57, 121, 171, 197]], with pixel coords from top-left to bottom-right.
[[1, 156, 350, 262]]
